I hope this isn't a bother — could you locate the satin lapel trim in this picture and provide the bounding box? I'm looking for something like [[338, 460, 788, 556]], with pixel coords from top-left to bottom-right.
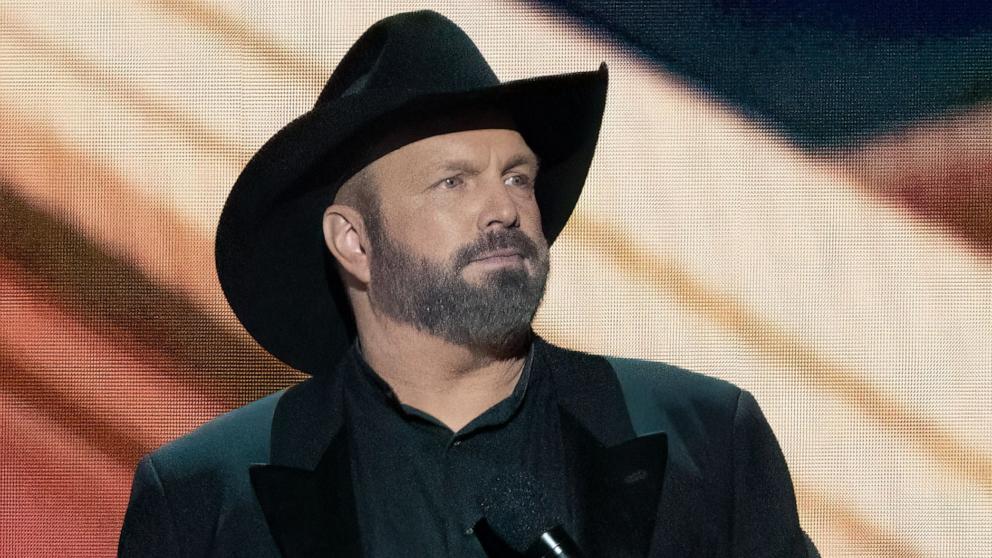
[[559, 406, 668, 557], [250, 427, 361, 557], [268, 364, 347, 470], [536, 337, 668, 557], [250, 353, 362, 558]]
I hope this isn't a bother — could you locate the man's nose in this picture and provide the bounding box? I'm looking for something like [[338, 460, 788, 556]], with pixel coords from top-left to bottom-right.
[[476, 176, 520, 231]]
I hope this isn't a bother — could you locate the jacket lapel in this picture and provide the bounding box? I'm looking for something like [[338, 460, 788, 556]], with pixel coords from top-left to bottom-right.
[[536, 337, 668, 558], [249, 354, 363, 558]]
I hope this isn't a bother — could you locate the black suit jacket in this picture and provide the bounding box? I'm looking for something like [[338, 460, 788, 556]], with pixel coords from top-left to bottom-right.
[[118, 336, 818, 557]]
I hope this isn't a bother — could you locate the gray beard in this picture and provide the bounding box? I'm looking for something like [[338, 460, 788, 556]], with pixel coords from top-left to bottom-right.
[[366, 214, 550, 356]]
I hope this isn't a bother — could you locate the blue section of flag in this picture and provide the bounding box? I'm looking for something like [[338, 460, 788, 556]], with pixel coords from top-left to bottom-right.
[[547, 0, 992, 147]]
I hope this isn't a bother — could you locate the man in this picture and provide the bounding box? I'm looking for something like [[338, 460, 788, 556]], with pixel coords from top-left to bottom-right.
[[118, 9, 818, 557]]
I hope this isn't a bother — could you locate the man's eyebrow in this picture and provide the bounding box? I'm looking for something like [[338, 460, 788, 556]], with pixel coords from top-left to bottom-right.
[[503, 153, 541, 172], [433, 153, 541, 174]]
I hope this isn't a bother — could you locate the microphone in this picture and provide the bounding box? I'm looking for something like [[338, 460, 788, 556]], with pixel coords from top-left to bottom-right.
[[474, 470, 584, 558]]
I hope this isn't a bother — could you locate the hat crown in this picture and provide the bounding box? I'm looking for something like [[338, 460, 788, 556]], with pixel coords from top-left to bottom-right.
[[316, 10, 500, 107]]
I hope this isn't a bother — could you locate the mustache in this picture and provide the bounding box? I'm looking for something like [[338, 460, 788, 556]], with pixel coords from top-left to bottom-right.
[[453, 229, 543, 270]]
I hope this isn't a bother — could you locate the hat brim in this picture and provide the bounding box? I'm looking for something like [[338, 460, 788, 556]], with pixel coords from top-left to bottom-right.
[[216, 63, 609, 375]]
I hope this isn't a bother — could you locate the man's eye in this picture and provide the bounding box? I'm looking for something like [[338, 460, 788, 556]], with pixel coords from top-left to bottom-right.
[[438, 176, 463, 189], [506, 174, 534, 188]]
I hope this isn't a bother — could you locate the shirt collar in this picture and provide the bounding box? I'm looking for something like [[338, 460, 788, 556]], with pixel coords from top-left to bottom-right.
[[348, 336, 536, 434]]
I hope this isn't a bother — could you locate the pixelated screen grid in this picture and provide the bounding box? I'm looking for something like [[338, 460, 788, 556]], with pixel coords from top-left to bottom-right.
[[1, 1, 990, 556]]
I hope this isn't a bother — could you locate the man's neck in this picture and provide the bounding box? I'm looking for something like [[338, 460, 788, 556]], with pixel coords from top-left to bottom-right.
[[355, 321, 531, 432]]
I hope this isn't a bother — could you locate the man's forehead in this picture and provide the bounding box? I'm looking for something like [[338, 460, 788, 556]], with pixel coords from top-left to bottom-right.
[[427, 151, 541, 173], [399, 129, 539, 169]]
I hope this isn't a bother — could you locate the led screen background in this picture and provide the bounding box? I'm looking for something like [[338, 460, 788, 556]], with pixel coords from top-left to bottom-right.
[[1, 1, 990, 556]]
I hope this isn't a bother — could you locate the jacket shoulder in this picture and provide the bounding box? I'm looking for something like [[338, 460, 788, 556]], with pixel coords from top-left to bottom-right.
[[120, 390, 287, 555], [147, 388, 285, 478], [603, 354, 743, 437]]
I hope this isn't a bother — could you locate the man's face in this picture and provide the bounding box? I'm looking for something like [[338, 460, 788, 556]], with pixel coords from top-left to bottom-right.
[[362, 127, 550, 353]]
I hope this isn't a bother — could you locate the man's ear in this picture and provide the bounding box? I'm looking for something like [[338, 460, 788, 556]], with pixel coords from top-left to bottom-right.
[[322, 204, 371, 285]]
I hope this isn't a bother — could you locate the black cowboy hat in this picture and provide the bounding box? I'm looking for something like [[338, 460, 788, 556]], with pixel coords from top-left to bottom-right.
[[215, 9, 609, 375]]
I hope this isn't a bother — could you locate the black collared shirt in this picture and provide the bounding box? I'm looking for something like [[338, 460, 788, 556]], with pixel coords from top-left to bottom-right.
[[343, 339, 572, 556]]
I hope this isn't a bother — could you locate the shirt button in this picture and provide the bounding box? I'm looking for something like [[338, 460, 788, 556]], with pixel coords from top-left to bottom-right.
[[453, 440, 462, 447], [464, 527, 474, 536]]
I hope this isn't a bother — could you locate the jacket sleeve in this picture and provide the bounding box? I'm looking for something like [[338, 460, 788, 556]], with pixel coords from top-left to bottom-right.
[[731, 389, 819, 557], [117, 454, 183, 558]]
